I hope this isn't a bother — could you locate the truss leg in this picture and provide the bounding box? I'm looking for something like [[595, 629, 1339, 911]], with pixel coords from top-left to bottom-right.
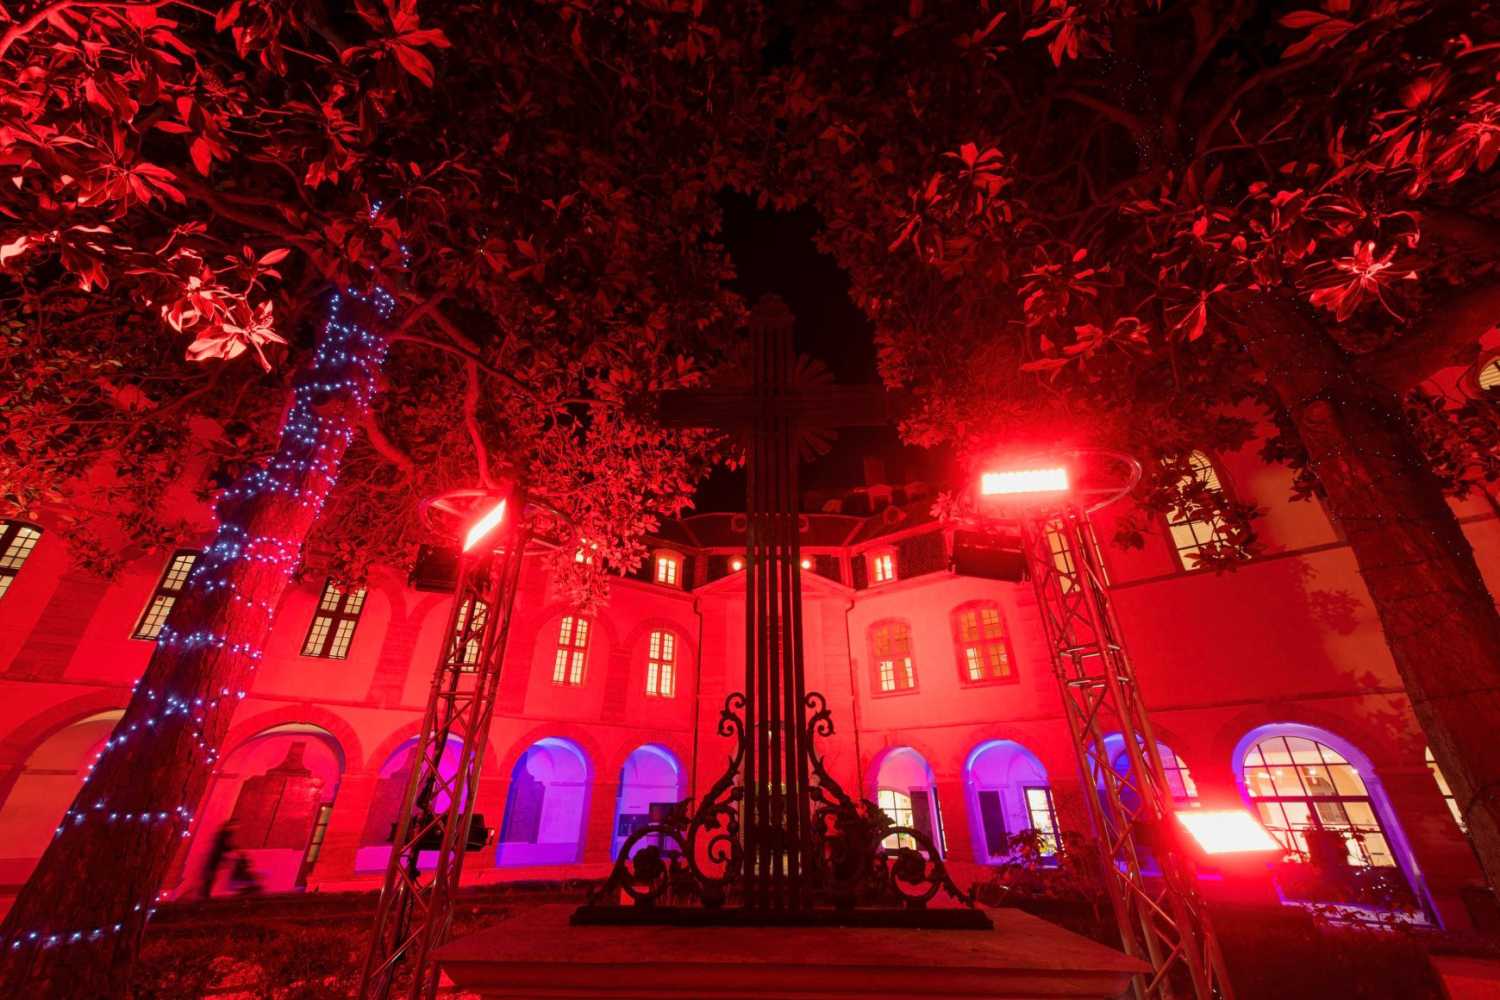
[[1021, 511, 1234, 1000], [358, 525, 530, 1000]]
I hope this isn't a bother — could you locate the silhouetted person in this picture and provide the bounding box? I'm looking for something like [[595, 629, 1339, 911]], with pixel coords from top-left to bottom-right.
[[199, 819, 238, 899]]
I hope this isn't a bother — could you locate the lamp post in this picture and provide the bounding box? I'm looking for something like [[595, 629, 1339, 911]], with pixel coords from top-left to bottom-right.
[[974, 450, 1269, 1000], [360, 487, 533, 1000]]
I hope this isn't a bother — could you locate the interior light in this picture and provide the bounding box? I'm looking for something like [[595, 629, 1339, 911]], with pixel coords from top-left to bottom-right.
[[800, 558, 812, 570], [1175, 809, 1280, 855], [980, 467, 1070, 497], [462, 499, 507, 553], [731, 557, 745, 572]]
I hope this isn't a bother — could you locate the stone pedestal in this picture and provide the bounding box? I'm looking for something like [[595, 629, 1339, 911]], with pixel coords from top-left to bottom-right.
[[435, 903, 1146, 999]]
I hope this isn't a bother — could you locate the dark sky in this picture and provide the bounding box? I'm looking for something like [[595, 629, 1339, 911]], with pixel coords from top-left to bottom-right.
[[690, 194, 938, 513]]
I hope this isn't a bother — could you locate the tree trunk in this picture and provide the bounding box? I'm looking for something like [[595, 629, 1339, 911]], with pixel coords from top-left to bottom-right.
[[0, 288, 392, 998], [1245, 293, 1500, 899]]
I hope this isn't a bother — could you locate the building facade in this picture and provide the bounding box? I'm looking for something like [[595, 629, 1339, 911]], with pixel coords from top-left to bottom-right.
[[0, 423, 1492, 927]]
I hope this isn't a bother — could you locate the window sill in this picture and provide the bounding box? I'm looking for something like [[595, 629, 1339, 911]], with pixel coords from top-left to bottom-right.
[[871, 686, 920, 699], [958, 674, 1021, 689]]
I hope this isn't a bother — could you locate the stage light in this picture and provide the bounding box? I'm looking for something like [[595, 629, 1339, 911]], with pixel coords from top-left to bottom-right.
[[1175, 809, 1280, 855], [463, 499, 507, 553], [731, 557, 744, 572], [800, 558, 811, 570], [980, 466, 1069, 497]]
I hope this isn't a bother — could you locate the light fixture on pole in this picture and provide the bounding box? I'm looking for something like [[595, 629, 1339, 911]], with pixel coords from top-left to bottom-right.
[[971, 448, 1235, 1000], [361, 486, 536, 1000]]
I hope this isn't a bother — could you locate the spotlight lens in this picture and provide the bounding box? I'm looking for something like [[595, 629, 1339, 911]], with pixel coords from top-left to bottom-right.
[[980, 467, 1069, 497]]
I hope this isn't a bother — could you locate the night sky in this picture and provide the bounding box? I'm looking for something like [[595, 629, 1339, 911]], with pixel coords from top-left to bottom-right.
[[692, 194, 939, 513]]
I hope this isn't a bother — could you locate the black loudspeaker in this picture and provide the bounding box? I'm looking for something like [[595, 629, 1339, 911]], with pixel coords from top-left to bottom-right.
[[409, 544, 460, 592], [951, 530, 1027, 582]]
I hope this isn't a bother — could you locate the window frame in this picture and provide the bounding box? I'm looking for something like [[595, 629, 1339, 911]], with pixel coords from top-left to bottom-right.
[[551, 615, 591, 686], [652, 549, 683, 588], [1164, 450, 1244, 571], [950, 602, 1017, 687], [645, 628, 677, 698], [1023, 785, 1061, 855], [453, 596, 489, 672], [132, 549, 199, 640], [868, 619, 918, 696], [1425, 747, 1467, 835], [868, 548, 897, 585], [0, 520, 43, 602], [300, 580, 368, 660], [1241, 734, 1400, 870]]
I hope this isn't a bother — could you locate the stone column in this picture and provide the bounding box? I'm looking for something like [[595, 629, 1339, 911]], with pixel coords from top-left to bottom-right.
[[581, 780, 620, 866]]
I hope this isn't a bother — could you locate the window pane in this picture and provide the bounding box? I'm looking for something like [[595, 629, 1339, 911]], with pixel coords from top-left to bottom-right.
[[1326, 763, 1368, 796]]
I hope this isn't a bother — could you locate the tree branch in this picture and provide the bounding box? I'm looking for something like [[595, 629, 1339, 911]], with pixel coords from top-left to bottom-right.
[[386, 330, 541, 403], [361, 411, 415, 473], [1056, 89, 1148, 137], [1355, 280, 1500, 393], [464, 360, 496, 489]]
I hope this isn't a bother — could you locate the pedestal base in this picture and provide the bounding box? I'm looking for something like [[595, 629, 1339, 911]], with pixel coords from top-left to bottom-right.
[[435, 903, 1147, 999]]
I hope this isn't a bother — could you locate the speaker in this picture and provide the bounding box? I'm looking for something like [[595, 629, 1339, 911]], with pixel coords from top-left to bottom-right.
[[951, 530, 1027, 581], [409, 544, 460, 592]]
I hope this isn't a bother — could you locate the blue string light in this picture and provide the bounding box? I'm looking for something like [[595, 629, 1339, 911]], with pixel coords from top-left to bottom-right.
[[3, 286, 394, 953]]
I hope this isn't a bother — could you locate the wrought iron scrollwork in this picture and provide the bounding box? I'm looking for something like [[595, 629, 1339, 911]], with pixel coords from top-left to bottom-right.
[[591, 690, 975, 915], [589, 693, 745, 908]]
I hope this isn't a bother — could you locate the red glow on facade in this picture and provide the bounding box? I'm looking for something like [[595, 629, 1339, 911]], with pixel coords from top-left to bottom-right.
[[463, 499, 508, 553], [1175, 809, 1280, 855]]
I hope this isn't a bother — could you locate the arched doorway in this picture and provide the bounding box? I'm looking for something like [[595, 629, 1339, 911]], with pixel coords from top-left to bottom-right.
[[182, 724, 345, 897], [1236, 723, 1430, 915], [964, 740, 1057, 861], [611, 745, 684, 859], [0, 710, 122, 886], [496, 738, 590, 867], [357, 736, 466, 873], [871, 747, 944, 856]]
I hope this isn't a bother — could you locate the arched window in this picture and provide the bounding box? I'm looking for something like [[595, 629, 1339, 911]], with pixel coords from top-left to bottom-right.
[[966, 740, 1057, 859], [1242, 733, 1397, 869], [645, 629, 677, 698], [1165, 451, 1242, 570], [952, 605, 1013, 684], [1477, 357, 1500, 392], [0, 520, 43, 601], [1425, 747, 1467, 834], [873, 747, 944, 855], [653, 550, 682, 587], [1100, 735, 1199, 810], [870, 620, 916, 693], [552, 616, 590, 686]]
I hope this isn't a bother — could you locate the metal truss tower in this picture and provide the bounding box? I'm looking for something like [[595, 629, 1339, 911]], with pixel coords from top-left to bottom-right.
[[359, 504, 530, 1000], [1020, 507, 1234, 1000]]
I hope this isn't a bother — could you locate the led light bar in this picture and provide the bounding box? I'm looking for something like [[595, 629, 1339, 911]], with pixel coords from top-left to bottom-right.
[[980, 467, 1070, 497], [1175, 809, 1280, 855], [462, 499, 508, 553]]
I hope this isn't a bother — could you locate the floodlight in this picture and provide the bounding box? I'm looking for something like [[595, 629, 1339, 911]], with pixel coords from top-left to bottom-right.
[[1175, 809, 1280, 856], [462, 498, 508, 553], [980, 466, 1070, 497]]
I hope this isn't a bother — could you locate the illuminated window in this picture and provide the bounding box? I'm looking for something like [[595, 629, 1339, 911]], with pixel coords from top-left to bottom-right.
[[646, 629, 676, 697], [1024, 786, 1060, 854], [453, 597, 489, 671], [1426, 747, 1467, 834], [877, 788, 916, 850], [0, 520, 42, 601], [871, 621, 916, 693], [552, 615, 590, 686], [654, 551, 681, 587], [1242, 734, 1397, 868], [133, 550, 198, 640], [1046, 524, 1108, 592], [1109, 741, 1200, 805], [1165, 451, 1242, 570], [954, 605, 1012, 683], [869, 550, 896, 584], [301, 580, 367, 659], [1479, 358, 1500, 391]]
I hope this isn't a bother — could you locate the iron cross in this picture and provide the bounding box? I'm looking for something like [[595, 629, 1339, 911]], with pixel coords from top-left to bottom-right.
[[658, 294, 889, 909]]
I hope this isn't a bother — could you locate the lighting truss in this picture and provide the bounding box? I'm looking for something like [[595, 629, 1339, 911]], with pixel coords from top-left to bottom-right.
[[1020, 509, 1233, 1000], [358, 520, 530, 1000]]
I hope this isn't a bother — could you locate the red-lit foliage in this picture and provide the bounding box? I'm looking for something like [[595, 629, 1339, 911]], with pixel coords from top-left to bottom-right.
[[729, 0, 1500, 897], [0, 2, 759, 992]]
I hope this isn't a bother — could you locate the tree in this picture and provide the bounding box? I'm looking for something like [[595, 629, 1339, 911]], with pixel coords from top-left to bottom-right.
[[0, 1, 758, 993], [734, 0, 1500, 890]]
